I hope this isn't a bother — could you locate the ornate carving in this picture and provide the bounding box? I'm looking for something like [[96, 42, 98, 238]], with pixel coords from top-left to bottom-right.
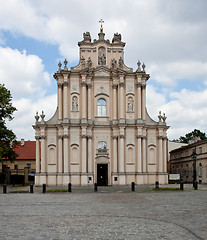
[[137, 60, 141, 72], [87, 83, 92, 89], [119, 82, 124, 88], [81, 81, 87, 87], [136, 82, 142, 88], [35, 136, 40, 140], [64, 58, 68, 71], [112, 135, 118, 140], [63, 82, 68, 87], [142, 62, 146, 72], [119, 135, 125, 139], [63, 134, 69, 139], [35, 111, 39, 123], [58, 135, 63, 139], [112, 84, 118, 89], [40, 111, 45, 123]]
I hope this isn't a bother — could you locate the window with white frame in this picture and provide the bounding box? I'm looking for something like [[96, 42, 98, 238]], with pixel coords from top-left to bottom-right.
[[97, 98, 106, 116]]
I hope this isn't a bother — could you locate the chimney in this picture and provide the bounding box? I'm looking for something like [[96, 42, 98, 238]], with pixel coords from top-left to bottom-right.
[[21, 139, 24, 146]]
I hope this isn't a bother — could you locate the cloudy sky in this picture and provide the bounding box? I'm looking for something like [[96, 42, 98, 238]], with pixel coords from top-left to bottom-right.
[[0, 0, 207, 141]]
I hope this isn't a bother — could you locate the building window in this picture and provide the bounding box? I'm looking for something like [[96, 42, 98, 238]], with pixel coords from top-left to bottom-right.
[[199, 163, 202, 177], [186, 164, 189, 177], [199, 147, 202, 154], [27, 164, 31, 169], [14, 165, 18, 170], [98, 141, 107, 150], [97, 98, 106, 116]]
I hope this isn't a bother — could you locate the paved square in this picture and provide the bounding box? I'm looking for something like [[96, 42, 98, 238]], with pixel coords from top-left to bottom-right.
[[0, 186, 206, 239]]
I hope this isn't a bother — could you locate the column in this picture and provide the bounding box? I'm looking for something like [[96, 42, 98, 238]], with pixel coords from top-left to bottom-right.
[[142, 136, 147, 172], [35, 136, 40, 173], [137, 135, 142, 172], [63, 127, 69, 173], [119, 76, 125, 119], [63, 81, 68, 119], [58, 135, 63, 173], [112, 84, 117, 120], [136, 83, 142, 119], [142, 84, 146, 120], [40, 136, 46, 173], [58, 83, 63, 120], [81, 127, 87, 185], [81, 75, 87, 120], [119, 129, 125, 173], [158, 136, 163, 172], [87, 84, 92, 120], [88, 136, 92, 173], [163, 137, 167, 173], [112, 135, 118, 173]]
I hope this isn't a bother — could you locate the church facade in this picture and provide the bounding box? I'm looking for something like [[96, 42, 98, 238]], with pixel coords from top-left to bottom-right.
[[33, 27, 169, 186]]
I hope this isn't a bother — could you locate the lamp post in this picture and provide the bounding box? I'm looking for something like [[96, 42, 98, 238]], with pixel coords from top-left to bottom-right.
[[191, 148, 197, 190]]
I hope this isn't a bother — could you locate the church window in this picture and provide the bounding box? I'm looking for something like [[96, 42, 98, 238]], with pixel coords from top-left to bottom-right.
[[98, 141, 107, 150], [97, 98, 106, 116]]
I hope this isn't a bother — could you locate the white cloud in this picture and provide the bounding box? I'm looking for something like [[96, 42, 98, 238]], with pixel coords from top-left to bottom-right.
[[7, 95, 57, 141], [0, 47, 51, 99]]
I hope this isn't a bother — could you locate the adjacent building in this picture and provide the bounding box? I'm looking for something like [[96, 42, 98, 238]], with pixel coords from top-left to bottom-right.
[[33, 26, 169, 186], [170, 139, 207, 183], [0, 139, 36, 184]]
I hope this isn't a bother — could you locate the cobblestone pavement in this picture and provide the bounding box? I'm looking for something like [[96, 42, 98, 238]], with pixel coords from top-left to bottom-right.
[[0, 185, 207, 240]]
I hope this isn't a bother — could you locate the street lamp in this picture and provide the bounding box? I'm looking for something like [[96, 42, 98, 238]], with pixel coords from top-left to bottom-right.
[[191, 148, 197, 190]]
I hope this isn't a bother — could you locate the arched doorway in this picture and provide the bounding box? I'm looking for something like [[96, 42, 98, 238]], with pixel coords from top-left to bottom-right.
[[97, 164, 108, 186]]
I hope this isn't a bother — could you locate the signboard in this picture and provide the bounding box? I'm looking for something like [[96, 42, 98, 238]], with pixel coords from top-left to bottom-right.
[[169, 174, 180, 181]]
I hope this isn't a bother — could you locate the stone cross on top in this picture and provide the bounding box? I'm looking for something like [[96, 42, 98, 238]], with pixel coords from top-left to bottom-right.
[[99, 19, 104, 32]]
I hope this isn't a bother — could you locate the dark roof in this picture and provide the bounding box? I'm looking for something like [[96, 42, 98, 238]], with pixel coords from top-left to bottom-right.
[[170, 138, 207, 154]]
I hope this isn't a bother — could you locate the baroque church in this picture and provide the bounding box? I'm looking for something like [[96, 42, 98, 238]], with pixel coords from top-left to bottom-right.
[[33, 24, 169, 186]]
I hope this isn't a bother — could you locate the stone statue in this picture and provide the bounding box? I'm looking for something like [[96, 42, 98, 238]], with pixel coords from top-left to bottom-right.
[[98, 47, 106, 65], [128, 98, 134, 112], [119, 57, 123, 68], [83, 32, 91, 42], [81, 56, 85, 68], [112, 33, 122, 43], [88, 57, 92, 68], [72, 97, 78, 111], [111, 58, 117, 69]]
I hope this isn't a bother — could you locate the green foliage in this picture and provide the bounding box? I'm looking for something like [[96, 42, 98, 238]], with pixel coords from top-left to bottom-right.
[[0, 84, 18, 163], [178, 129, 206, 143]]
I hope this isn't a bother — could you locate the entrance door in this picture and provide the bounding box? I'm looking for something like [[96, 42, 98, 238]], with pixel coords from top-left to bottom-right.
[[97, 164, 108, 186]]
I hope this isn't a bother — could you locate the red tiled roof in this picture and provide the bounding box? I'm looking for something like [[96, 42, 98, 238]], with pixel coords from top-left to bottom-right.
[[15, 141, 36, 160]]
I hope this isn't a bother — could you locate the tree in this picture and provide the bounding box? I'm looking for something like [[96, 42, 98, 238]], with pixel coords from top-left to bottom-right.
[[0, 84, 18, 164], [178, 129, 206, 143]]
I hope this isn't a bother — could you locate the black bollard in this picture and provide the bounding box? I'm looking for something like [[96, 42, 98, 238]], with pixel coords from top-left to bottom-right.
[[180, 181, 184, 191], [42, 183, 46, 193], [94, 183, 98, 192], [30, 184, 34, 193], [194, 181, 198, 190], [3, 184, 7, 194], [68, 183, 72, 192], [155, 181, 159, 190], [131, 182, 135, 192]]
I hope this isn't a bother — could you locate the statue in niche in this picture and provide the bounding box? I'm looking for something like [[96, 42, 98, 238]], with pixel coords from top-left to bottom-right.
[[98, 47, 106, 65], [111, 58, 117, 69], [88, 57, 92, 68], [72, 96, 78, 111], [127, 97, 134, 112], [119, 57, 123, 68]]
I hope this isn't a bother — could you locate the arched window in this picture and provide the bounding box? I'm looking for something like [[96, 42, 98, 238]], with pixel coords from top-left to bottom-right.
[[199, 163, 202, 177], [97, 98, 106, 116], [98, 141, 107, 150]]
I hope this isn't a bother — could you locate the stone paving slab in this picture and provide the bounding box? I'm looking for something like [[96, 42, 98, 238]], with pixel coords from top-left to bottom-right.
[[0, 185, 207, 240]]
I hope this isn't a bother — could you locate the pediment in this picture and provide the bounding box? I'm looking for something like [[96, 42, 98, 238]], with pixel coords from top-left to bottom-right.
[[94, 67, 110, 77]]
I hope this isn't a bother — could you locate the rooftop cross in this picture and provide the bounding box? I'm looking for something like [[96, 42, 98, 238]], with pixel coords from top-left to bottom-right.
[[99, 19, 104, 32]]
